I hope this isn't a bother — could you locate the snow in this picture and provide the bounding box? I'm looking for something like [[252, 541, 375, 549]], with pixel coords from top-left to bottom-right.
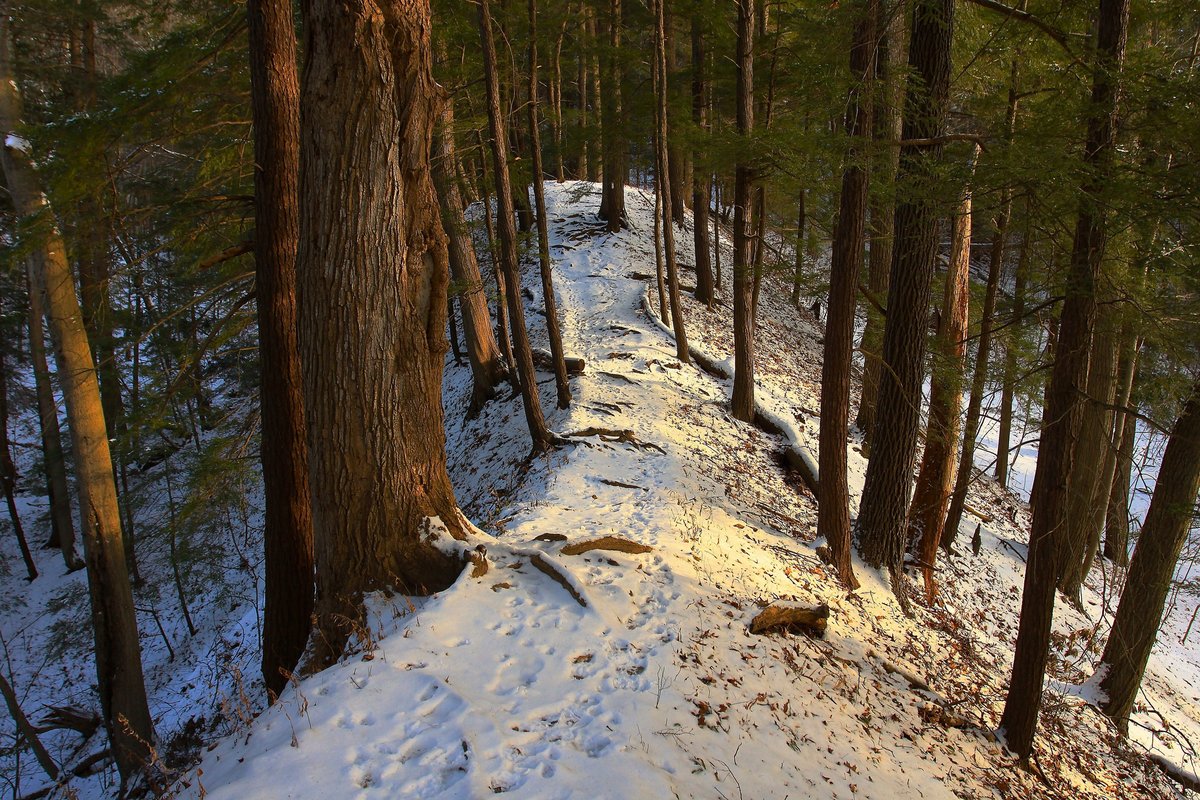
[[5, 132, 30, 153], [1, 180, 1196, 799]]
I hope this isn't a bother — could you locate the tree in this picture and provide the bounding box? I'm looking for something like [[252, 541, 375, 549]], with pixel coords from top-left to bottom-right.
[[248, 0, 314, 701], [598, 0, 626, 230], [0, 347, 36, 581], [730, 0, 756, 423], [1, 8, 154, 778], [526, 0, 573, 408], [690, 14, 714, 308], [1098, 376, 1200, 730], [298, 0, 472, 663], [1000, 0, 1131, 761], [818, 0, 877, 591], [855, 0, 953, 581]]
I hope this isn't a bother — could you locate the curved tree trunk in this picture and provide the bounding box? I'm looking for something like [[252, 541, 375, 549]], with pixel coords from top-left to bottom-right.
[[248, 0, 315, 700], [1, 12, 153, 777], [855, 0, 953, 580], [433, 106, 507, 416], [299, 0, 470, 664], [818, 0, 877, 591], [1098, 380, 1200, 730]]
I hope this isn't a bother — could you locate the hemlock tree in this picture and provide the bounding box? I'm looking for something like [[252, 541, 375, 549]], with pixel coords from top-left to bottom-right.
[[1, 8, 154, 779], [298, 0, 472, 663], [248, 0, 314, 701]]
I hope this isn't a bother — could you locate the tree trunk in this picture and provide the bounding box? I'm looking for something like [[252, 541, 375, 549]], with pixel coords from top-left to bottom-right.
[[855, 0, 953, 581], [1, 11, 154, 777], [855, 0, 907, 447], [598, 0, 626, 230], [943, 67, 1020, 546], [691, 16, 714, 308], [790, 190, 806, 307], [479, 0, 555, 452], [0, 350, 36, 581], [527, 0, 573, 409], [27, 273, 82, 571], [1103, 381, 1136, 565], [664, 4, 685, 226], [996, 216, 1030, 486], [433, 106, 507, 416], [731, 0, 756, 423], [475, 131, 518, 382], [248, 0, 315, 701], [552, 19, 567, 183], [817, 0, 877, 591], [653, 0, 690, 364], [909, 156, 974, 602], [298, 0, 471, 663], [1098, 379, 1200, 730], [1000, 0, 1130, 761]]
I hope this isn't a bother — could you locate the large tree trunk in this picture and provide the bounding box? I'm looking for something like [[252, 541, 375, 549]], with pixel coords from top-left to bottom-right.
[[1000, 0, 1130, 761], [27, 273, 82, 571], [1098, 380, 1200, 730], [299, 0, 470, 664], [527, 0, 574, 409], [479, 0, 555, 453], [433, 106, 507, 416], [653, 0, 690, 364], [908, 160, 974, 602], [248, 0, 315, 701], [730, 0, 756, 423], [855, 0, 907, 447], [1, 12, 154, 778], [817, 0, 876, 591], [691, 16, 714, 308], [855, 0, 953, 581], [943, 68, 1020, 547]]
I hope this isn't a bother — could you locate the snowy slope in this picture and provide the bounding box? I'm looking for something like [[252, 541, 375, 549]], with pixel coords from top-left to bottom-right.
[[1, 181, 1195, 799]]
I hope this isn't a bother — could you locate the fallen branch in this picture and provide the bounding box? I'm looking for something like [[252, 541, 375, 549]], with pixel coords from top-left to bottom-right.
[[561, 536, 653, 556], [532, 347, 586, 375], [0, 673, 58, 780], [748, 602, 829, 637], [600, 479, 647, 491], [1149, 753, 1200, 794], [597, 370, 639, 385], [564, 427, 665, 453]]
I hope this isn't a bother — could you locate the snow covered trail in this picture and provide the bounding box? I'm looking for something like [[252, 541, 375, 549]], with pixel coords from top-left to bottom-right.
[[193, 183, 1180, 800]]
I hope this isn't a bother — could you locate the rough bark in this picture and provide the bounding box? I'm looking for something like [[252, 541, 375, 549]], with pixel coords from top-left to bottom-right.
[[248, 0, 315, 701], [1098, 380, 1200, 730], [475, 131, 518, 381], [1000, 0, 1130, 761], [731, 0, 756, 423], [298, 0, 470, 662], [908, 159, 973, 602], [817, 0, 876, 591], [432, 105, 507, 416], [855, 0, 953, 580], [27, 273, 82, 570], [478, 0, 555, 452], [1, 11, 154, 777], [527, 0, 573, 409], [598, 0, 626, 230]]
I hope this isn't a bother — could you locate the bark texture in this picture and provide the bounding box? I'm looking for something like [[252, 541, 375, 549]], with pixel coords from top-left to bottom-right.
[[690, 16, 714, 308], [249, 0, 315, 700], [730, 0, 756, 423], [298, 0, 468, 663]]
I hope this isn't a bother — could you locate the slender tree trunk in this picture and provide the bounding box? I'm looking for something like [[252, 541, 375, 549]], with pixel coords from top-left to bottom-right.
[[248, 0, 315, 700], [433, 107, 507, 415], [1104, 380, 1137, 565], [299, 0, 471, 663], [475, 132, 518, 382], [790, 190, 806, 307], [664, 4, 685, 226], [0, 351, 36, 581], [943, 69, 1020, 546], [855, 0, 954, 583], [654, 174, 669, 323], [479, 0, 555, 452], [818, 0, 876, 591], [909, 156, 974, 601], [855, 0, 907, 446], [691, 16, 714, 308], [731, 0, 756, 423], [1000, 0, 1130, 760], [713, 178, 722, 290], [996, 217, 1031, 486], [27, 273, 82, 570], [653, 0, 690, 364], [527, 0, 573, 409], [1, 12, 154, 777], [552, 19, 567, 183], [1098, 379, 1200, 730], [598, 0, 626, 230], [575, 6, 589, 180], [0, 672, 58, 781]]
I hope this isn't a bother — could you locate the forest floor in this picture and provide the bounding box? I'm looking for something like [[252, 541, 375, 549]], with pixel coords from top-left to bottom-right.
[[3, 181, 1199, 799]]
